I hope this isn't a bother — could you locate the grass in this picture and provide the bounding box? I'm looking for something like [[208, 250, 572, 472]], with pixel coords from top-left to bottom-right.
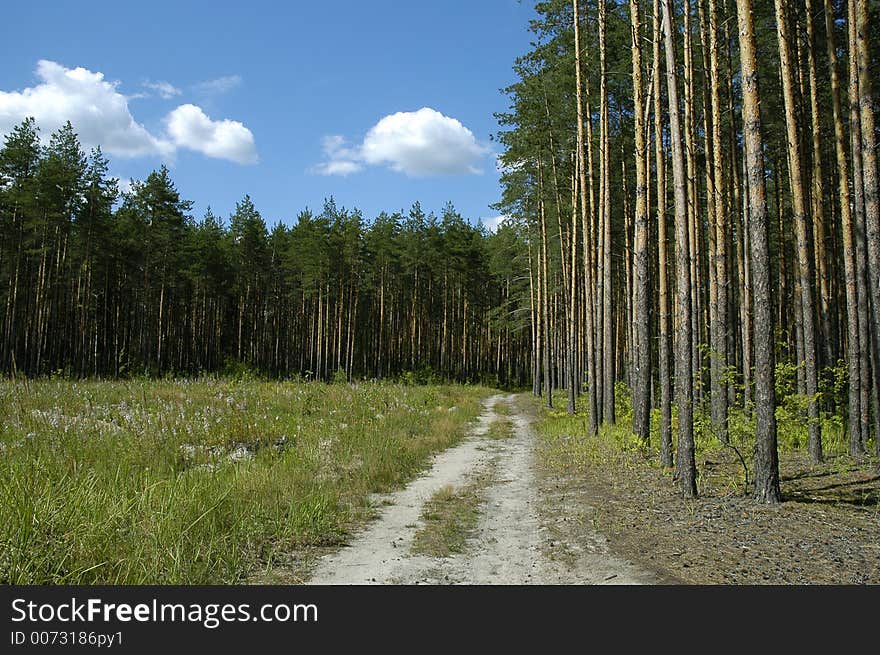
[[0, 378, 490, 584], [409, 468, 494, 558], [410, 401, 512, 558], [487, 401, 515, 440]]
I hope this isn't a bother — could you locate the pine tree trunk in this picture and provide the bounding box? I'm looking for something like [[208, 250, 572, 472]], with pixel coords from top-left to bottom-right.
[[662, 0, 697, 497], [653, 0, 673, 466], [683, 0, 704, 406], [775, 0, 823, 463], [568, 160, 579, 415], [848, 0, 869, 455], [631, 0, 651, 444], [804, 0, 833, 369], [736, 0, 781, 503], [529, 235, 540, 397], [855, 0, 880, 456], [599, 0, 615, 424], [539, 158, 553, 407], [574, 0, 599, 434], [740, 155, 753, 412], [708, 0, 729, 442]]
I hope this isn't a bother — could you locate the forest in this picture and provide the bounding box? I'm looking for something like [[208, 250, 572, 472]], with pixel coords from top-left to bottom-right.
[[491, 0, 880, 503], [2, 0, 879, 510], [0, 123, 528, 385]]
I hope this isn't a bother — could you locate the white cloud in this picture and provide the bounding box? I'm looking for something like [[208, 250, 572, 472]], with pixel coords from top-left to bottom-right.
[[142, 80, 181, 99], [194, 75, 242, 95], [481, 215, 510, 233], [0, 61, 257, 165], [314, 107, 489, 177], [317, 159, 363, 176], [313, 135, 363, 175], [0, 59, 173, 158], [363, 108, 487, 175], [113, 176, 133, 195], [165, 103, 257, 165]]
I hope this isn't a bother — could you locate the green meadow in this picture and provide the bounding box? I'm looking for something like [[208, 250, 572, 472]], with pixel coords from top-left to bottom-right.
[[0, 379, 488, 584]]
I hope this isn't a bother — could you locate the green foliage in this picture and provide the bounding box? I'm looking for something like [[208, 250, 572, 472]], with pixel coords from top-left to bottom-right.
[[818, 360, 849, 410], [775, 359, 800, 399], [221, 358, 263, 382], [399, 365, 437, 386], [0, 379, 489, 583], [614, 380, 633, 424]]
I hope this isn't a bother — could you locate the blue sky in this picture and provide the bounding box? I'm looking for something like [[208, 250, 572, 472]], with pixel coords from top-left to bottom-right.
[[0, 0, 538, 229]]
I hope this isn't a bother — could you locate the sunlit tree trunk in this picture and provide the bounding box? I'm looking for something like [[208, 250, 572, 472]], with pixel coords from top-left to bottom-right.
[[775, 0, 823, 463], [708, 0, 729, 441], [736, 0, 781, 502], [804, 0, 833, 369], [599, 0, 615, 425], [662, 0, 697, 497], [630, 0, 651, 444], [653, 0, 672, 466], [574, 0, 599, 434], [848, 0, 870, 455]]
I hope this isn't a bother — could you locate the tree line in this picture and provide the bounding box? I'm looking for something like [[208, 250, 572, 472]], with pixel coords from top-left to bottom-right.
[[493, 0, 879, 502], [0, 118, 531, 385]]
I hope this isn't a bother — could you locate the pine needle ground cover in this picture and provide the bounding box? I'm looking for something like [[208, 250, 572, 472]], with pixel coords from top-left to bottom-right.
[[0, 379, 487, 584], [534, 390, 880, 585]]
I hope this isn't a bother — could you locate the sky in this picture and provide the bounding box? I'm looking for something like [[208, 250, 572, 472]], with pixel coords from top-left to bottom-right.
[[0, 0, 538, 230]]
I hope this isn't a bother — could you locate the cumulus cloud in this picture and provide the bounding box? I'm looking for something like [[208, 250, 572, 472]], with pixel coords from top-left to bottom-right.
[[0, 60, 257, 165], [113, 176, 133, 195], [165, 104, 257, 164], [0, 59, 173, 158], [315, 107, 489, 177], [363, 108, 487, 175], [313, 135, 363, 175], [480, 215, 510, 233], [142, 80, 181, 99], [194, 75, 242, 95]]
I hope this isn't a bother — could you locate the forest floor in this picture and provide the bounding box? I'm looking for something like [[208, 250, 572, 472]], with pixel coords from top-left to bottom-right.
[[295, 393, 664, 585], [537, 397, 880, 585]]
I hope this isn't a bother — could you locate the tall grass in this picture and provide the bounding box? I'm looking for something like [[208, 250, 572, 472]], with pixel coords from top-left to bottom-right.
[[0, 379, 487, 584]]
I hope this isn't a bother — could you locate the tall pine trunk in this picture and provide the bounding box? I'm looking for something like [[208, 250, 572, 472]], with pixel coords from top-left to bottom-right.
[[662, 0, 697, 498], [599, 0, 615, 425], [653, 0, 673, 466], [574, 0, 599, 434], [631, 0, 651, 444], [775, 0, 823, 463], [708, 0, 729, 442], [736, 0, 781, 503], [823, 0, 862, 454], [855, 0, 880, 456]]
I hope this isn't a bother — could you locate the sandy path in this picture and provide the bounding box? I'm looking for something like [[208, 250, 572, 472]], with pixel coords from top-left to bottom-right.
[[307, 393, 659, 585]]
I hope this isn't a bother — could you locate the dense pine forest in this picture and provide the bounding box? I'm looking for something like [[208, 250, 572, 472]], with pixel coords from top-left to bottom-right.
[[2, 0, 879, 508], [491, 0, 880, 502], [0, 119, 529, 385]]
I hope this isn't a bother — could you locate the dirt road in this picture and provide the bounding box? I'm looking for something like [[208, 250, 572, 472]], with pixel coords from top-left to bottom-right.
[[307, 393, 661, 585]]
